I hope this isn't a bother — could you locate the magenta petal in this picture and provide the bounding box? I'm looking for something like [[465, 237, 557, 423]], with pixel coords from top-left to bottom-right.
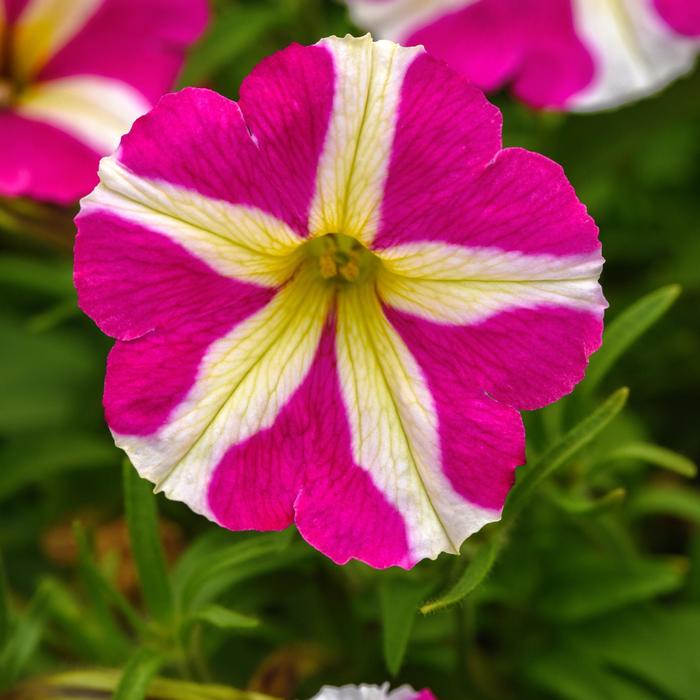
[[373, 51, 502, 250], [378, 146, 600, 256], [388, 304, 603, 412], [654, 0, 700, 36], [0, 112, 99, 203], [208, 321, 413, 569], [116, 87, 319, 235], [238, 43, 335, 234], [37, 0, 208, 104]]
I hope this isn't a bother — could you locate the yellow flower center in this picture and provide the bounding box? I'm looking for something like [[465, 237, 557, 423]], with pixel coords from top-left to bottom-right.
[[305, 233, 379, 285]]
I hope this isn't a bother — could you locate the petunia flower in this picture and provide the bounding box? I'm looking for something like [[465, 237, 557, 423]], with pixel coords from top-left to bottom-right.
[[346, 0, 700, 111], [310, 684, 435, 700], [0, 0, 207, 204], [74, 35, 605, 569]]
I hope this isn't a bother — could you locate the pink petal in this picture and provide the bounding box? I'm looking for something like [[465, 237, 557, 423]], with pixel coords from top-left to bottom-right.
[[0, 112, 99, 203], [208, 320, 413, 570], [116, 85, 331, 235], [384, 304, 524, 510], [238, 43, 336, 235], [372, 51, 501, 250], [377, 146, 600, 256], [37, 0, 208, 104], [387, 304, 603, 412], [653, 0, 700, 36]]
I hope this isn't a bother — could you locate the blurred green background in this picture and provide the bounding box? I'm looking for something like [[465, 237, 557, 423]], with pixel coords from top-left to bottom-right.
[[1, 2, 699, 699]]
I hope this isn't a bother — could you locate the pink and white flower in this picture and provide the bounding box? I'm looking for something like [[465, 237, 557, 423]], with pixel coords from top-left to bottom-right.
[[0, 0, 207, 203], [346, 0, 700, 111], [74, 35, 605, 569], [310, 684, 435, 700]]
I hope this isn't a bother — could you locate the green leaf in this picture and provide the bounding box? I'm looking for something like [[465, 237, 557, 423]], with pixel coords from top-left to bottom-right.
[[504, 388, 629, 520], [603, 442, 697, 478], [173, 529, 307, 611], [0, 432, 117, 500], [571, 604, 700, 700], [535, 556, 684, 622], [179, 5, 282, 85], [123, 462, 174, 623], [113, 647, 164, 700], [0, 554, 8, 649], [581, 285, 680, 395], [0, 579, 51, 689], [546, 485, 626, 515], [189, 604, 260, 631], [629, 487, 700, 526], [421, 536, 500, 614], [379, 575, 434, 674], [73, 523, 132, 662], [0, 254, 72, 297]]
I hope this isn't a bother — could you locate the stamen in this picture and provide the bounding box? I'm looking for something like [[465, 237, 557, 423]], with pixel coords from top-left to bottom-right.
[[307, 233, 378, 284]]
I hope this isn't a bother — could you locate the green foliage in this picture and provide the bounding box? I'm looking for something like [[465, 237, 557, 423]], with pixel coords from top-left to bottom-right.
[[2, 2, 700, 699], [379, 574, 434, 674], [123, 463, 175, 624]]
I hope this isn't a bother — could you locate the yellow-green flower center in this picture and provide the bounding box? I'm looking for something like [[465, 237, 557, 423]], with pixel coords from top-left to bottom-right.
[[305, 233, 379, 284]]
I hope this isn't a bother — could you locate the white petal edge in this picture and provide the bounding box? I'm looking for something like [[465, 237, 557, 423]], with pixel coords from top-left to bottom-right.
[[17, 76, 150, 154], [115, 265, 333, 521], [376, 242, 606, 325], [570, 0, 700, 111], [81, 158, 304, 288], [336, 283, 498, 563]]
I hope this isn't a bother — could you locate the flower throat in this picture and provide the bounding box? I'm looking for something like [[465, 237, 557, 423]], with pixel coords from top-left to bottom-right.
[[306, 233, 379, 284]]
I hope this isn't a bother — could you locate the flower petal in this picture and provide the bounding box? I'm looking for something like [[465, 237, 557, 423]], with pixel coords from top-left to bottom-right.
[[569, 0, 700, 111], [81, 157, 303, 290], [10, 0, 102, 80], [115, 88, 311, 235], [375, 147, 601, 256], [0, 111, 99, 203], [310, 684, 435, 700], [308, 34, 423, 245], [654, 0, 700, 36], [208, 320, 413, 569], [16, 76, 150, 154], [111, 265, 333, 522], [377, 242, 605, 325], [36, 0, 208, 104], [334, 283, 523, 562]]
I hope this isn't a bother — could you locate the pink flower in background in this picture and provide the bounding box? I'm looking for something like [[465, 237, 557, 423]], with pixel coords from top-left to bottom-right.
[[74, 35, 605, 569], [347, 0, 700, 111], [310, 684, 436, 700], [0, 0, 207, 204]]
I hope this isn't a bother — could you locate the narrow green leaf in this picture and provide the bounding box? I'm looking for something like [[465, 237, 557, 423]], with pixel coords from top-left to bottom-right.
[[604, 442, 697, 478], [535, 557, 684, 622], [179, 6, 281, 85], [73, 524, 132, 661], [0, 579, 51, 689], [0, 554, 8, 648], [113, 648, 163, 700], [547, 485, 626, 515], [379, 575, 433, 674], [173, 530, 306, 611], [123, 462, 174, 622], [504, 388, 629, 521], [581, 285, 680, 395], [189, 604, 260, 631], [629, 487, 700, 526], [0, 433, 117, 500], [421, 536, 500, 615]]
